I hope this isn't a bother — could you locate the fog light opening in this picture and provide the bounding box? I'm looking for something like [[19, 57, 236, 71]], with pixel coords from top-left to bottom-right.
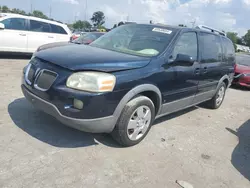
[[73, 99, 84, 110]]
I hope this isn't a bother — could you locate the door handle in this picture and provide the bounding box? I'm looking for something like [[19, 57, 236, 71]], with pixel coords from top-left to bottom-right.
[[194, 68, 200, 75], [19, 33, 26, 36], [203, 67, 208, 74]]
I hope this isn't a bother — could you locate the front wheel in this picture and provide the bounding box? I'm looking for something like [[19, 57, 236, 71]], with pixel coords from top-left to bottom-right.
[[111, 96, 155, 147], [206, 82, 226, 109]]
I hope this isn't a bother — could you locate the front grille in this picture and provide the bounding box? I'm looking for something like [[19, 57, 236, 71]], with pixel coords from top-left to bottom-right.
[[34, 70, 58, 91]]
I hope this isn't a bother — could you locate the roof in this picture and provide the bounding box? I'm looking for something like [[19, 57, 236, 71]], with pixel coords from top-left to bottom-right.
[[0, 13, 67, 27], [136, 23, 227, 38]]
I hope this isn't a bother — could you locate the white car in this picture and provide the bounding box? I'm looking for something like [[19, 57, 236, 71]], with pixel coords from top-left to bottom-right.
[[0, 13, 71, 53]]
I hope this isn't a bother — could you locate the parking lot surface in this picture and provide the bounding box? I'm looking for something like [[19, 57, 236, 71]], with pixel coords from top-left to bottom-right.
[[0, 58, 250, 188]]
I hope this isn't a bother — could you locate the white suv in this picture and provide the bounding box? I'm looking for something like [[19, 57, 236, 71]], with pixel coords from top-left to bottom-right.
[[0, 13, 71, 53]]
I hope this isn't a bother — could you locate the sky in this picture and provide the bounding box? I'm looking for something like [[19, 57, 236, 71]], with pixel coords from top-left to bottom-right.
[[0, 0, 249, 36]]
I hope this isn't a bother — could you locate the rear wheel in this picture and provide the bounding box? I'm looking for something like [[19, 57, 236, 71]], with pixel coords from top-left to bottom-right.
[[206, 82, 226, 109], [111, 96, 155, 147]]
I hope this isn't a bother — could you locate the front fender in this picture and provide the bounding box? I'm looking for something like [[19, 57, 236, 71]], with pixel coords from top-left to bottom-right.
[[111, 84, 162, 129]]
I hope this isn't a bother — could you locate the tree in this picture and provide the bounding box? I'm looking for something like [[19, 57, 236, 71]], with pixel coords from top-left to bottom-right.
[[72, 20, 92, 29], [2, 6, 9, 13], [82, 21, 92, 29], [227, 32, 237, 44], [32, 10, 48, 19], [113, 24, 117, 28], [243, 30, 250, 47], [227, 32, 238, 51], [237, 37, 244, 45], [91, 11, 105, 27], [0, 6, 2, 12]]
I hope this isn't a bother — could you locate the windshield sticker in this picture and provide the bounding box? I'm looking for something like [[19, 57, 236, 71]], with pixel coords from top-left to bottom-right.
[[152, 28, 172, 34]]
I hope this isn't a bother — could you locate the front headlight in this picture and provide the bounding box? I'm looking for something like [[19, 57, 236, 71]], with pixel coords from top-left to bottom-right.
[[66, 72, 116, 92]]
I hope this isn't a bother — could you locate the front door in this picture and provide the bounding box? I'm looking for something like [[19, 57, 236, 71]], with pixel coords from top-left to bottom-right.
[[160, 31, 200, 115], [27, 19, 56, 53], [0, 17, 28, 53]]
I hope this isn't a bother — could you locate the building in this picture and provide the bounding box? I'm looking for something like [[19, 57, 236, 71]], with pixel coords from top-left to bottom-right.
[[236, 44, 250, 52]]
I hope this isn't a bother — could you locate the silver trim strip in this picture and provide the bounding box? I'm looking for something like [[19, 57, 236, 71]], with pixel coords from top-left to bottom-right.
[[24, 63, 32, 85]]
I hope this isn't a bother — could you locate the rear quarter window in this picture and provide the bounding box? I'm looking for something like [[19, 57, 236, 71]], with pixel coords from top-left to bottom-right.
[[222, 37, 235, 63], [200, 32, 223, 63], [50, 24, 67, 35]]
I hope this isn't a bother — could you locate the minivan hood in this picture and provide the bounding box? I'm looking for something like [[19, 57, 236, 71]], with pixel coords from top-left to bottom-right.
[[35, 45, 151, 72]]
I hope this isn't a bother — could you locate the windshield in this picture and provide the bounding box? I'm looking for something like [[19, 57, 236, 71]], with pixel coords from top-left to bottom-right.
[[236, 55, 250, 66], [90, 24, 177, 57], [73, 33, 103, 44]]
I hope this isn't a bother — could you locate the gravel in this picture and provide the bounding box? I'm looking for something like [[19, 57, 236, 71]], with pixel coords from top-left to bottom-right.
[[0, 58, 249, 188]]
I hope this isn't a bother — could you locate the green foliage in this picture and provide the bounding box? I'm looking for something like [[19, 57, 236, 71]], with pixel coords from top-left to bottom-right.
[[227, 32, 238, 51], [32, 10, 48, 19], [243, 30, 250, 47], [72, 20, 92, 29], [2, 5, 9, 13], [226, 32, 238, 44], [11, 8, 26, 15], [91, 11, 105, 27]]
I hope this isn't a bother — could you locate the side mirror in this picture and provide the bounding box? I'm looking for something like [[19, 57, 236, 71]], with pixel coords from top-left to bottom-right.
[[0, 23, 5, 29], [171, 54, 195, 66]]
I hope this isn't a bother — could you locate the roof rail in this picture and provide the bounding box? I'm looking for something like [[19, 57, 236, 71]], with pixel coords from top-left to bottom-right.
[[196, 25, 226, 36]]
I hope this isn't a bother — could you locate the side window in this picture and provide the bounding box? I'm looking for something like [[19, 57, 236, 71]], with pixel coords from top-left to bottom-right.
[[30, 20, 50, 33], [50, 24, 67, 34], [222, 37, 235, 63], [0, 18, 27, 31], [172, 32, 198, 61], [200, 33, 222, 63]]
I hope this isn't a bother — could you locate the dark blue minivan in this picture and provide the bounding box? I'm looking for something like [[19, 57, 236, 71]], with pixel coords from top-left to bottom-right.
[[22, 24, 235, 146]]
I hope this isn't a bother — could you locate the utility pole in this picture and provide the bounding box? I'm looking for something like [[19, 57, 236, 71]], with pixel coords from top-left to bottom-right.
[[85, 0, 88, 20], [49, 5, 52, 18], [30, 0, 33, 13]]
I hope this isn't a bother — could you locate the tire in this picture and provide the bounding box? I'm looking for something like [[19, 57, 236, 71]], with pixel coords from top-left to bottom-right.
[[206, 82, 226, 109], [111, 96, 155, 147]]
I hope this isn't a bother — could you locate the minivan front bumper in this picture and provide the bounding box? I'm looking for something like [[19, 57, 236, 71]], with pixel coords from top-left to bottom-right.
[[21, 85, 116, 133]]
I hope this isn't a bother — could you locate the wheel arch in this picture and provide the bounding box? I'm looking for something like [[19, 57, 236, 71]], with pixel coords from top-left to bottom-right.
[[112, 84, 162, 128], [216, 75, 230, 90]]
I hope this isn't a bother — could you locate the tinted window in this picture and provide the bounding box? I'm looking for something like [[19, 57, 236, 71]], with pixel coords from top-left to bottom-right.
[[172, 32, 198, 61], [30, 20, 50, 33], [200, 33, 222, 63], [90, 24, 177, 57], [222, 37, 235, 60], [0, 18, 27, 31], [50, 24, 67, 34]]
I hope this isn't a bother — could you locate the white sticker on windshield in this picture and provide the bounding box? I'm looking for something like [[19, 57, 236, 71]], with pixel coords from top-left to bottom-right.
[[152, 28, 172, 34]]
